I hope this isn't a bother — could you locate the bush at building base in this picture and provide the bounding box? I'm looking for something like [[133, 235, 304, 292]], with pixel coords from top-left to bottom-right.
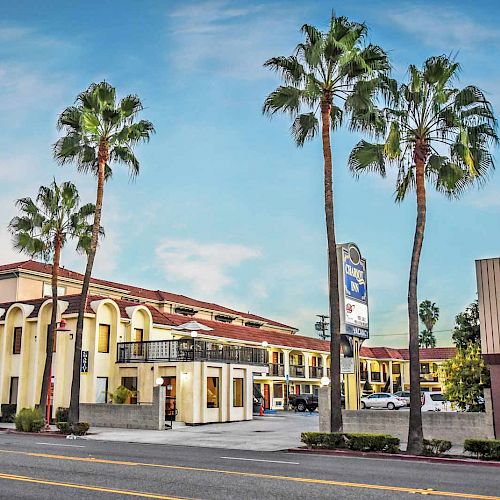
[[464, 439, 500, 460], [301, 432, 400, 453], [421, 439, 452, 457], [56, 421, 90, 436], [14, 408, 44, 432], [0, 404, 17, 423], [55, 407, 69, 423]]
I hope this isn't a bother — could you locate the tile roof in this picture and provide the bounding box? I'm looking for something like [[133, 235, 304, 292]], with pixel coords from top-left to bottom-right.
[[0, 260, 295, 330]]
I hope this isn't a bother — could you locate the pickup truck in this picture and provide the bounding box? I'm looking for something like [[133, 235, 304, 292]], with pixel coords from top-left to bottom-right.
[[288, 393, 318, 412], [288, 393, 345, 412]]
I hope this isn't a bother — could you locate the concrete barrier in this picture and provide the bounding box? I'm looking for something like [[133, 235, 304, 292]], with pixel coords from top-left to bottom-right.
[[319, 387, 495, 444], [80, 385, 165, 430]]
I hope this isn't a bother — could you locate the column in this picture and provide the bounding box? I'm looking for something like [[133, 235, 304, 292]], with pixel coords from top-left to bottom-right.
[[389, 361, 394, 393], [304, 352, 310, 379], [321, 354, 328, 377]]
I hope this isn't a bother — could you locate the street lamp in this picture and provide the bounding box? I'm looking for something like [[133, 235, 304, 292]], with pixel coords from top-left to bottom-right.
[[190, 331, 198, 338], [261, 341, 269, 348], [155, 377, 164, 386], [320, 376, 330, 387]]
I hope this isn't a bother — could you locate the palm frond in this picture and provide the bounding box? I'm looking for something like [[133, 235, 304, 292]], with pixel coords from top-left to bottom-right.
[[348, 140, 386, 177], [291, 113, 318, 146]]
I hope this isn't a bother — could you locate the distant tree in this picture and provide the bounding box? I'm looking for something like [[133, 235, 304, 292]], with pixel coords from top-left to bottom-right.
[[419, 300, 439, 348], [452, 300, 480, 350], [8, 180, 96, 419], [442, 343, 489, 412]]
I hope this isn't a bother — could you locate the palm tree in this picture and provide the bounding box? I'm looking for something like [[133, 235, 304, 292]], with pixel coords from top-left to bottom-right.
[[54, 82, 154, 423], [8, 180, 96, 419], [348, 55, 497, 453], [263, 14, 390, 432], [419, 300, 439, 348]]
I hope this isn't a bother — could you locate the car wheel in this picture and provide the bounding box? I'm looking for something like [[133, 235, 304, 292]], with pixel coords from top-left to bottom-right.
[[297, 402, 306, 412], [387, 402, 395, 410], [361, 402, 366, 409]]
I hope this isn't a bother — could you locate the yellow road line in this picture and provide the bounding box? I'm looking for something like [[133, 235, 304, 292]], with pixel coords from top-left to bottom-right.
[[0, 448, 498, 500], [0, 472, 186, 499]]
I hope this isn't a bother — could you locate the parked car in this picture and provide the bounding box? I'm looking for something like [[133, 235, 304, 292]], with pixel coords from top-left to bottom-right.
[[288, 393, 318, 412], [421, 391, 453, 412], [393, 391, 410, 406], [361, 392, 406, 410]]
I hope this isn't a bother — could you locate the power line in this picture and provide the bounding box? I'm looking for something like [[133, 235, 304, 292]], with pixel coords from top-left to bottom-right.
[[369, 328, 453, 338]]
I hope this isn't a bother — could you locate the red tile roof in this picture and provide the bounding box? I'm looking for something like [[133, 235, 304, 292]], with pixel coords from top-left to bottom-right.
[[0, 260, 295, 330], [396, 347, 457, 360]]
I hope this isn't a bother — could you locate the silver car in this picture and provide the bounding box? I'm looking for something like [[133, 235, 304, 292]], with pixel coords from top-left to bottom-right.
[[393, 390, 410, 406], [361, 392, 407, 410]]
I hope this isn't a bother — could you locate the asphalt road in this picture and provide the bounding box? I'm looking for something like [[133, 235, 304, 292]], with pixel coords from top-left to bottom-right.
[[0, 432, 498, 499]]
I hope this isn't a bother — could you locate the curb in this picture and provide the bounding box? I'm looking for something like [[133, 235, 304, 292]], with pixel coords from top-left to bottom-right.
[[0, 428, 67, 439], [288, 447, 500, 468]]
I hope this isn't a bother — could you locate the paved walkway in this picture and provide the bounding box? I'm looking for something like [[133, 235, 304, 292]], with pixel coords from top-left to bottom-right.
[[83, 412, 319, 451]]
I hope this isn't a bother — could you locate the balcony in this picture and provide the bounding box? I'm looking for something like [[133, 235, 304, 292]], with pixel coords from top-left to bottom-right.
[[269, 363, 285, 377], [289, 364, 306, 378], [309, 366, 322, 379], [420, 373, 439, 383], [117, 339, 268, 366]]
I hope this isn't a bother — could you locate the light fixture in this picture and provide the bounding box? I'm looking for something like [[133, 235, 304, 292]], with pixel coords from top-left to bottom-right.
[[320, 376, 330, 387], [155, 377, 164, 386], [56, 319, 70, 332], [261, 341, 269, 348], [191, 331, 198, 338]]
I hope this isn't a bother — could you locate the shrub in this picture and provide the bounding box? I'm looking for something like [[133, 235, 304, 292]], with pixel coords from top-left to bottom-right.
[[108, 385, 135, 404], [14, 408, 45, 433], [421, 439, 452, 457], [56, 421, 90, 436], [464, 439, 500, 461], [55, 407, 69, 423], [301, 432, 399, 453], [0, 404, 17, 423]]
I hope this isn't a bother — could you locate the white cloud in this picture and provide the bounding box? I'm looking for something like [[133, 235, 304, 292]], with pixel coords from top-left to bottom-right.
[[166, 0, 301, 79], [156, 238, 261, 296], [388, 6, 498, 51]]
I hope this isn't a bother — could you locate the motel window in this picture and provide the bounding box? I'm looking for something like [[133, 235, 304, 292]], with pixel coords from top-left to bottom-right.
[[207, 377, 220, 408], [46, 324, 57, 353], [304, 384, 311, 394], [133, 328, 143, 343], [12, 327, 22, 354], [273, 384, 283, 399], [233, 378, 244, 407], [43, 283, 66, 298], [420, 363, 430, 374], [392, 364, 401, 374], [95, 377, 108, 403], [98, 324, 110, 353], [9, 377, 19, 404]]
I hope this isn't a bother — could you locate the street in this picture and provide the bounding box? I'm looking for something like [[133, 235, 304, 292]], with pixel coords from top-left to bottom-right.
[[0, 432, 498, 499]]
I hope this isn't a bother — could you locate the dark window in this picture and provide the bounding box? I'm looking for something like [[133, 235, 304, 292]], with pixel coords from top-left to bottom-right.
[[420, 363, 430, 374], [12, 327, 22, 354], [273, 384, 283, 399], [207, 377, 219, 408], [121, 376, 138, 404], [233, 379, 244, 407], [430, 393, 445, 402], [9, 377, 19, 404], [98, 324, 110, 353], [392, 364, 401, 374]]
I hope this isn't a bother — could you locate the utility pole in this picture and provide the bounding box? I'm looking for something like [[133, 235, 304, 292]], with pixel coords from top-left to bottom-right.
[[315, 314, 330, 340]]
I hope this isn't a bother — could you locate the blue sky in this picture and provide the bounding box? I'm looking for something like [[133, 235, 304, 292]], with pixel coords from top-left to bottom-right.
[[0, 1, 499, 346]]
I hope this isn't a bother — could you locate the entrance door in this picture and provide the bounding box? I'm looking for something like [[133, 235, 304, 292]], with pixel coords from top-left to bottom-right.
[[163, 376, 177, 421], [263, 384, 270, 410]]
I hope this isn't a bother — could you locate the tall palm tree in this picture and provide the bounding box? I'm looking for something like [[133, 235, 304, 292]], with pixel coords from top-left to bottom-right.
[[263, 14, 390, 432], [8, 180, 96, 418], [349, 56, 497, 453], [54, 82, 154, 423], [419, 299, 439, 348]]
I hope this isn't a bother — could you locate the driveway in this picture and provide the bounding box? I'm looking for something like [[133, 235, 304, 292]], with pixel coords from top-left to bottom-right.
[[83, 411, 319, 451]]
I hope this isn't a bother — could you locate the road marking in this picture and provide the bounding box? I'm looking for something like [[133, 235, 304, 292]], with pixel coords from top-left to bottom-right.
[[220, 456, 300, 465], [36, 442, 85, 448], [0, 472, 188, 499], [0, 449, 498, 500]]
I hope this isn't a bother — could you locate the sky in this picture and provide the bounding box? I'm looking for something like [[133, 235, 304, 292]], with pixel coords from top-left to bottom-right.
[[0, 0, 499, 347]]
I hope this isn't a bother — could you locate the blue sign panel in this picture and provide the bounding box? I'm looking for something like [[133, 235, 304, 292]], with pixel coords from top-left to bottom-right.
[[80, 350, 89, 373], [343, 251, 367, 303]]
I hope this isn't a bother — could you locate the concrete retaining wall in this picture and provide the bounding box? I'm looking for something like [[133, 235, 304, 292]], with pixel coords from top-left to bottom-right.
[[319, 387, 495, 444], [80, 386, 165, 430]]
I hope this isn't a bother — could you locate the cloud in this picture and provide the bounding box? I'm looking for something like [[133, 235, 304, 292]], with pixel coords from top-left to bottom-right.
[[156, 238, 261, 296], [166, 0, 301, 79], [387, 5, 498, 51]]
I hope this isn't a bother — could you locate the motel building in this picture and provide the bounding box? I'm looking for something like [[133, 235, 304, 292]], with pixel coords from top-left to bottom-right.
[[0, 261, 454, 424]]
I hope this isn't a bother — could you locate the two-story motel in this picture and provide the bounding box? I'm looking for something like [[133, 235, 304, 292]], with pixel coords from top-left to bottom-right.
[[0, 260, 455, 423]]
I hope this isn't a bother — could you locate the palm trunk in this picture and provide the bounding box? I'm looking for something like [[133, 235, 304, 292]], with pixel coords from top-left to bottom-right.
[[406, 153, 426, 454], [68, 142, 107, 424], [39, 236, 61, 419], [321, 98, 343, 432]]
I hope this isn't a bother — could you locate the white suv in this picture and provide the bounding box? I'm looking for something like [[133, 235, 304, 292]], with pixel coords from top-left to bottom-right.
[[361, 392, 407, 410], [421, 391, 452, 412]]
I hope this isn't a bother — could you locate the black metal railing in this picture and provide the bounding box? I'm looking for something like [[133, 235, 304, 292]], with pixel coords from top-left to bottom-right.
[[289, 364, 305, 378], [371, 371, 381, 382], [269, 363, 285, 376], [117, 338, 268, 366], [309, 366, 322, 378]]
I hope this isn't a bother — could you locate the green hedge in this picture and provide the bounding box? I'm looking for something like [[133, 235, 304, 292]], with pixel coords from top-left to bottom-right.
[[464, 439, 500, 461], [56, 421, 90, 436], [14, 408, 45, 433], [301, 432, 400, 453], [422, 439, 452, 457]]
